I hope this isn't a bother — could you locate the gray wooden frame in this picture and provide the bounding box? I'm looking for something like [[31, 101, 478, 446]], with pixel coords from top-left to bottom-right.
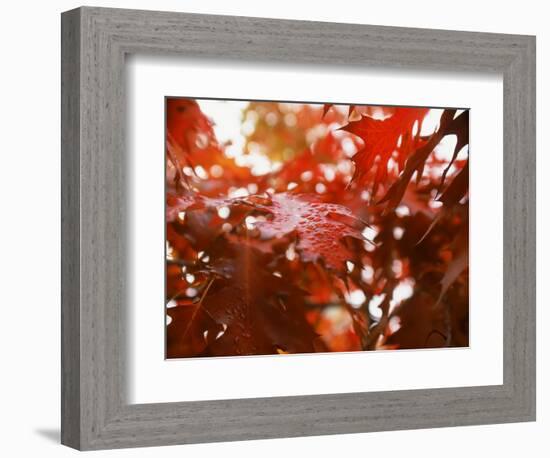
[[61, 6, 536, 451]]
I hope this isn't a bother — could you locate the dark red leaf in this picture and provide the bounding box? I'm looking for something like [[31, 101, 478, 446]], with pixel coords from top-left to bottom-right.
[[253, 193, 368, 273]]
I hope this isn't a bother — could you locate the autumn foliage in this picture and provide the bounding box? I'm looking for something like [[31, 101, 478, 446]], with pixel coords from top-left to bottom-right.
[[165, 98, 469, 358]]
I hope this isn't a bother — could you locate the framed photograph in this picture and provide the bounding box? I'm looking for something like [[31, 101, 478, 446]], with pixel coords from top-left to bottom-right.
[[61, 6, 536, 450]]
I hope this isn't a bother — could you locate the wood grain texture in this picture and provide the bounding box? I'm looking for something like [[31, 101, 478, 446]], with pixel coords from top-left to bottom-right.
[[61, 6, 536, 450], [60, 7, 81, 449]]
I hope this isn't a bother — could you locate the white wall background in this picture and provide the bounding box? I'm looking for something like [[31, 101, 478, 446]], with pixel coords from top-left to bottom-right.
[[0, 1, 545, 456]]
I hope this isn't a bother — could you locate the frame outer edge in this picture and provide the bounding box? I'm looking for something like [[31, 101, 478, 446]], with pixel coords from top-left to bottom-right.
[[521, 35, 536, 420], [528, 35, 536, 421], [61, 7, 82, 450], [502, 35, 536, 421], [60, 6, 537, 450]]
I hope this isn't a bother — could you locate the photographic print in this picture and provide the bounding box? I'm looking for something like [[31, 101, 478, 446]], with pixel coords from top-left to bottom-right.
[[165, 98, 469, 359]]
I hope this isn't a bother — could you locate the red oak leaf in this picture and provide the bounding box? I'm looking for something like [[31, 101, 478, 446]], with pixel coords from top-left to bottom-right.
[[253, 193, 368, 273], [378, 109, 468, 212], [166, 191, 259, 223], [322, 103, 333, 118], [341, 107, 429, 196], [166, 98, 253, 192], [168, 245, 322, 357]]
